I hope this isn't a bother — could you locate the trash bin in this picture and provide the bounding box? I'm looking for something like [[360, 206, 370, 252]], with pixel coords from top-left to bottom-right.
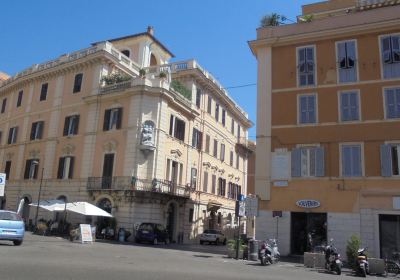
[[118, 228, 125, 242], [248, 239, 259, 261]]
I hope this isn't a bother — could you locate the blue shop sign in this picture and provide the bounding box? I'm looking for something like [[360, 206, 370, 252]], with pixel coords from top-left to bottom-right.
[[296, 199, 320, 209]]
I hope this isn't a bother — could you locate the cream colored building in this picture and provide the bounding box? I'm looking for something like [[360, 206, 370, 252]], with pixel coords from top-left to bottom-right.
[[0, 27, 252, 243], [250, 0, 400, 257]]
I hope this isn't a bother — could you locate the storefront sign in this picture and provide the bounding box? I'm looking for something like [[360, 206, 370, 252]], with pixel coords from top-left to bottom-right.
[[296, 199, 320, 209], [0, 173, 5, 197], [272, 211, 282, 218], [80, 224, 93, 243]]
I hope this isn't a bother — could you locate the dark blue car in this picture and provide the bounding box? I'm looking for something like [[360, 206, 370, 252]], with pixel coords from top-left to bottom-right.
[[135, 223, 169, 245]]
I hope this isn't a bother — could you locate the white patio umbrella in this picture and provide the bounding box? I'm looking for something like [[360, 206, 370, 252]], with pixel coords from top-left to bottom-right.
[[65, 202, 112, 217], [29, 199, 67, 212]]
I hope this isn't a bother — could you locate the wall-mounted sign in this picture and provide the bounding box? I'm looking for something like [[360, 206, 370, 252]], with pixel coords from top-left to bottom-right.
[[0, 173, 5, 197], [296, 199, 320, 209], [272, 211, 282, 218]]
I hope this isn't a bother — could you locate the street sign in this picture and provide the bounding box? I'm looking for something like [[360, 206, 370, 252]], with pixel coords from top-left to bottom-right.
[[235, 200, 246, 217], [0, 173, 5, 197], [245, 196, 259, 217], [272, 211, 282, 218]]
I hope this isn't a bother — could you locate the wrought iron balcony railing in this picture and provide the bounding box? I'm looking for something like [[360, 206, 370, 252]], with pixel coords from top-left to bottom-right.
[[87, 176, 191, 198]]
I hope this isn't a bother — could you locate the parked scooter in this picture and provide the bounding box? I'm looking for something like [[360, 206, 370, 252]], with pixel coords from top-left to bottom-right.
[[355, 247, 369, 277], [259, 239, 280, 266], [324, 239, 342, 275]]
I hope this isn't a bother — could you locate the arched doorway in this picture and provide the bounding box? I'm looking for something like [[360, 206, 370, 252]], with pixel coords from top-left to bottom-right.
[[166, 202, 178, 243], [96, 197, 114, 239], [150, 54, 157, 66]]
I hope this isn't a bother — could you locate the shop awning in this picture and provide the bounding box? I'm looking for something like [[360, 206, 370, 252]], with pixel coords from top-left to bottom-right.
[[207, 200, 222, 212]]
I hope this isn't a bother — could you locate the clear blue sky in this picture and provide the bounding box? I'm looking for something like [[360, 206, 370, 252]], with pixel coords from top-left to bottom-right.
[[0, 0, 316, 140]]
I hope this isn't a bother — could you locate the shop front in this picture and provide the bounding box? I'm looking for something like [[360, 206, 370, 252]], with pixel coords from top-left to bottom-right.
[[379, 214, 400, 258]]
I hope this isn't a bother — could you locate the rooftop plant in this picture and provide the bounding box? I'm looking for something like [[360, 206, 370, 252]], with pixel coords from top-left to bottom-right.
[[170, 79, 192, 100], [260, 13, 287, 27], [101, 72, 132, 85]]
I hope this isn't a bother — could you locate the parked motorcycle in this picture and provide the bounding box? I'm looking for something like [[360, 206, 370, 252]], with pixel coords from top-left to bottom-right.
[[259, 239, 280, 266], [324, 239, 342, 275], [355, 247, 369, 277]]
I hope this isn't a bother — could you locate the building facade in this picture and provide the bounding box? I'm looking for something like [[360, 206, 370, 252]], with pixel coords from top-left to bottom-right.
[[250, 0, 400, 257], [0, 27, 252, 243]]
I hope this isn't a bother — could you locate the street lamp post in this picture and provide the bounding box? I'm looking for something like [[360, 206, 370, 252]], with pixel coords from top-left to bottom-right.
[[33, 162, 44, 230]]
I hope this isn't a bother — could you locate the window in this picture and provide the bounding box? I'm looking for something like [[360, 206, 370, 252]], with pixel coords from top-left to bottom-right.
[[1, 98, 6, 113], [7, 127, 18, 144], [63, 115, 80, 136], [207, 95, 212, 114], [340, 91, 360, 121], [169, 115, 185, 141], [4, 161, 11, 180], [215, 103, 219, 122], [231, 119, 235, 135], [57, 156, 75, 179], [236, 153, 240, 169], [205, 134, 210, 153], [230, 151, 234, 166], [298, 46, 315, 86], [30, 121, 44, 140], [291, 147, 324, 177], [196, 89, 201, 108], [40, 83, 48, 101], [337, 41, 357, 83], [121, 50, 130, 58], [192, 128, 202, 150], [103, 108, 122, 131], [203, 171, 208, 192], [222, 109, 226, 126], [237, 124, 241, 140], [218, 178, 226, 196], [220, 143, 225, 162], [299, 94, 317, 124], [0, 131, 2, 145], [17, 91, 23, 107], [211, 174, 216, 194], [384, 87, 400, 119], [381, 144, 400, 176], [341, 144, 362, 177], [73, 73, 83, 93], [189, 208, 194, 223], [381, 35, 400, 79], [213, 139, 218, 157], [24, 159, 39, 179], [191, 168, 197, 189]]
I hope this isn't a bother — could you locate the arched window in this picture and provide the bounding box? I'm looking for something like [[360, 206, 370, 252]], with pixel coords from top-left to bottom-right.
[[121, 50, 130, 58], [150, 54, 157, 66], [97, 198, 112, 214]]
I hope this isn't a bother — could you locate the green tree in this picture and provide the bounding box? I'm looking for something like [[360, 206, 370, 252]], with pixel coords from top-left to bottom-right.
[[346, 234, 362, 270]]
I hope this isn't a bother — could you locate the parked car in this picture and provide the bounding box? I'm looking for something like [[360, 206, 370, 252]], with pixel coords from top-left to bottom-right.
[[0, 210, 25, 246], [135, 223, 169, 245], [200, 229, 226, 245]]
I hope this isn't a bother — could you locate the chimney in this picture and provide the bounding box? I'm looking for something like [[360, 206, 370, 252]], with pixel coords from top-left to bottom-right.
[[147, 26, 154, 36]]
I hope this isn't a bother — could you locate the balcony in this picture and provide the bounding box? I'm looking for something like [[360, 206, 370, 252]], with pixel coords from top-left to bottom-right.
[[356, 0, 400, 10], [87, 176, 191, 198], [235, 137, 254, 156]]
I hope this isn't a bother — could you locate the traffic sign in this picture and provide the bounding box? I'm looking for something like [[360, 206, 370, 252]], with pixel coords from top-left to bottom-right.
[[0, 173, 5, 197]]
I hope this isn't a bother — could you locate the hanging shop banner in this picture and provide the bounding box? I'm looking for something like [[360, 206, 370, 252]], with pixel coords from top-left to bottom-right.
[[296, 199, 320, 209]]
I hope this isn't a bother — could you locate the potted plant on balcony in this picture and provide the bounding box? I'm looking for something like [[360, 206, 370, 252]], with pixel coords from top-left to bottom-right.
[[159, 71, 167, 79], [139, 69, 146, 79]]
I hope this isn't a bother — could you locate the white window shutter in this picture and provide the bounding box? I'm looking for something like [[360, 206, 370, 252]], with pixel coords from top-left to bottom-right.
[[337, 42, 346, 69], [315, 147, 325, 177], [291, 148, 302, 177]]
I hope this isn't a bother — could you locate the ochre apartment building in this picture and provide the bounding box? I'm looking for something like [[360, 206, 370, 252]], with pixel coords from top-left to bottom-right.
[[0, 27, 252, 243], [250, 0, 400, 257]]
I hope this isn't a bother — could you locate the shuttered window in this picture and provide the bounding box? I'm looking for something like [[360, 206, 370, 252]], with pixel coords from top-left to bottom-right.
[[381, 144, 400, 177], [337, 41, 357, 83], [341, 144, 362, 177], [211, 174, 216, 194], [192, 128, 202, 150], [222, 109, 226, 126], [24, 159, 39, 179], [340, 91, 360, 121], [207, 95, 212, 114], [231, 119, 235, 135], [30, 121, 44, 140], [195, 89, 201, 108], [205, 134, 210, 153], [63, 115, 80, 136], [103, 108, 122, 131], [17, 90, 23, 107], [220, 143, 225, 162], [169, 115, 185, 141], [381, 35, 400, 79], [73, 73, 83, 93], [299, 94, 317, 124], [8, 127, 18, 144], [57, 156, 75, 179], [298, 46, 315, 86], [40, 83, 48, 101], [291, 147, 324, 177], [203, 171, 208, 192], [191, 168, 197, 189], [213, 139, 218, 157], [215, 103, 220, 122], [384, 87, 400, 119], [1, 98, 6, 113]]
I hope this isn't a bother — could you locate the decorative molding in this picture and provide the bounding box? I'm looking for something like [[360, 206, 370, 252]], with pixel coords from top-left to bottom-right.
[[218, 168, 225, 174], [62, 144, 75, 156], [103, 140, 118, 153], [171, 149, 182, 158], [5, 152, 14, 161], [28, 149, 41, 159]]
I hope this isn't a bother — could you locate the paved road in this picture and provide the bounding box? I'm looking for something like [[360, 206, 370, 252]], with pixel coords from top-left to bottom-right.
[[0, 233, 385, 280]]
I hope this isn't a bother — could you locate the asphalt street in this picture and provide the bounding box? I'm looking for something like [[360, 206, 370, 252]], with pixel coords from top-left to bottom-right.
[[0, 233, 388, 280]]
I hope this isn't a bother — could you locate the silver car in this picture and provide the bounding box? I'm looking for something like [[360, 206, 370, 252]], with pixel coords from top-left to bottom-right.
[[199, 229, 226, 245]]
